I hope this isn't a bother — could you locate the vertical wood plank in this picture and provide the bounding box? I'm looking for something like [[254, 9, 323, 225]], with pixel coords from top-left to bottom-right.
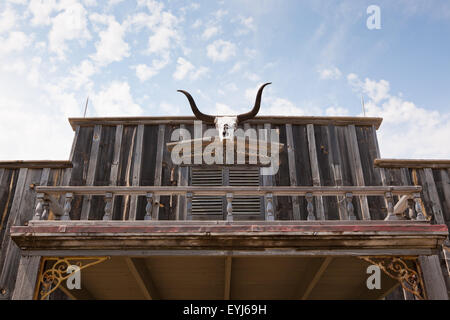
[[346, 125, 370, 220], [419, 255, 449, 300], [423, 168, 445, 225], [11, 255, 41, 300], [306, 124, 325, 220], [153, 125, 165, 220], [108, 125, 123, 220], [80, 125, 102, 220], [285, 124, 301, 220], [129, 124, 144, 220], [326, 125, 347, 220]]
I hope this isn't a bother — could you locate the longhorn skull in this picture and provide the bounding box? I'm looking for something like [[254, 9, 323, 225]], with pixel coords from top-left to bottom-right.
[[177, 82, 271, 140]]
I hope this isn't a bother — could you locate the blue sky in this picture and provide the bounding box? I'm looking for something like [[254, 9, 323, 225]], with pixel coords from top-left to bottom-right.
[[0, 0, 449, 160]]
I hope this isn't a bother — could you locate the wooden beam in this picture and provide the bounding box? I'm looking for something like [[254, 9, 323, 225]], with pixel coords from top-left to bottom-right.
[[69, 116, 383, 130], [125, 257, 159, 300], [374, 159, 450, 169], [176, 125, 188, 220], [107, 125, 123, 220], [224, 256, 232, 300], [298, 257, 333, 300], [0, 161, 72, 169]]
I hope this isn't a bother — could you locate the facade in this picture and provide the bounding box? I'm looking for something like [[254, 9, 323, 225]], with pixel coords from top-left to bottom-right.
[[0, 115, 448, 300]]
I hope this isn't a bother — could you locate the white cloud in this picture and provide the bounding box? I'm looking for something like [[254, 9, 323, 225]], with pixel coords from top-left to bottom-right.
[[207, 39, 236, 62], [202, 26, 219, 40], [173, 57, 208, 81], [28, 0, 57, 26], [0, 7, 18, 34], [48, 1, 91, 59], [0, 31, 31, 56], [236, 16, 256, 35], [68, 59, 98, 90], [90, 13, 129, 66], [325, 106, 349, 116], [192, 19, 202, 28], [347, 73, 450, 158], [91, 81, 143, 116], [134, 54, 170, 81], [318, 67, 342, 80], [244, 72, 260, 82]]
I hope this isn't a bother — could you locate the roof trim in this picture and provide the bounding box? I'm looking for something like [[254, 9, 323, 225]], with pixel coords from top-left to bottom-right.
[[0, 160, 73, 169], [68, 116, 383, 131], [374, 158, 450, 169]]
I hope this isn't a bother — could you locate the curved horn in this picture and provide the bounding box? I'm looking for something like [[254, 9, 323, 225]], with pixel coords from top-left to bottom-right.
[[237, 82, 271, 122], [177, 90, 215, 123]]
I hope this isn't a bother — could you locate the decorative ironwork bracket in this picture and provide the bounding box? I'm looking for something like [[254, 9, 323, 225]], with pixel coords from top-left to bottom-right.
[[359, 256, 427, 300], [35, 257, 109, 300]]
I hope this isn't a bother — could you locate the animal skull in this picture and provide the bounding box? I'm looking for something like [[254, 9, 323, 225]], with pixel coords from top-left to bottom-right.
[[177, 82, 271, 140]]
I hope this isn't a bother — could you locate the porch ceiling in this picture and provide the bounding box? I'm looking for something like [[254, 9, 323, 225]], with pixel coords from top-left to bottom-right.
[[57, 255, 399, 300]]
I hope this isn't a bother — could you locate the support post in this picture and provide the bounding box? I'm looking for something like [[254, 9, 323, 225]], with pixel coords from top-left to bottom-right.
[[346, 192, 356, 220], [306, 193, 315, 221], [265, 193, 274, 221], [144, 193, 153, 221], [226, 193, 233, 222]]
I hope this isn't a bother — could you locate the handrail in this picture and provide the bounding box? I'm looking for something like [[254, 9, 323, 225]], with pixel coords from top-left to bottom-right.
[[35, 185, 422, 197], [32, 185, 426, 222]]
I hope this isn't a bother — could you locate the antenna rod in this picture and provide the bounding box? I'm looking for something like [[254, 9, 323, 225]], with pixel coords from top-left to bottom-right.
[[83, 97, 89, 118], [361, 95, 366, 117]]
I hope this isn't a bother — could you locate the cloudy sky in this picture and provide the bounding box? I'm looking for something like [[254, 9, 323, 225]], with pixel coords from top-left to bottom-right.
[[0, 0, 449, 160]]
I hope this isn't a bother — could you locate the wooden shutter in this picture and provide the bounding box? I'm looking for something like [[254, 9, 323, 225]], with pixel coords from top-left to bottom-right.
[[229, 167, 261, 217], [190, 167, 261, 220], [191, 168, 223, 218]]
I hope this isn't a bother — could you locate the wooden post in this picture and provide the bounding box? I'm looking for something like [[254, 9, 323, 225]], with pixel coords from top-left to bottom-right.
[[306, 192, 315, 221], [33, 194, 44, 221], [384, 191, 397, 221], [226, 193, 233, 222], [61, 193, 73, 221], [153, 125, 165, 220], [103, 193, 113, 221], [414, 193, 426, 221], [265, 193, 274, 221], [144, 193, 153, 221], [407, 199, 416, 220], [346, 192, 356, 220]]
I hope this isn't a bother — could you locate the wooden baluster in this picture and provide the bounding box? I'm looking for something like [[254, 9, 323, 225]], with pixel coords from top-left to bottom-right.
[[414, 193, 426, 221], [407, 198, 416, 220], [384, 191, 396, 220], [62, 193, 73, 221], [226, 193, 233, 222], [346, 192, 356, 220], [103, 193, 113, 221], [186, 192, 193, 220], [41, 200, 49, 220], [306, 193, 315, 221], [33, 193, 44, 220], [144, 193, 153, 221], [265, 193, 274, 221]]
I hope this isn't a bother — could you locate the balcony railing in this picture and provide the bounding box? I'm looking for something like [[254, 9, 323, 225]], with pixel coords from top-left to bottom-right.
[[32, 185, 426, 222]]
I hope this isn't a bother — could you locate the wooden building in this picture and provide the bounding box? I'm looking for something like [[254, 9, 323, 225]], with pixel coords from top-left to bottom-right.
[[0, 115, 448, 300]]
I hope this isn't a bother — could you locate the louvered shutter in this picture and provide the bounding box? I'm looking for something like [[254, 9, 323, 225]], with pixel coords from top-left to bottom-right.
[[191, 168, 224, 219], [190, 167, 261, 220], [229, 168, 261, 217]]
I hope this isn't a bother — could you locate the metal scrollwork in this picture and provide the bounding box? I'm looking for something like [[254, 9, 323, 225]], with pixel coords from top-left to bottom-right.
[[359, 256, 426, 300], [35, 257, 109, 300]]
